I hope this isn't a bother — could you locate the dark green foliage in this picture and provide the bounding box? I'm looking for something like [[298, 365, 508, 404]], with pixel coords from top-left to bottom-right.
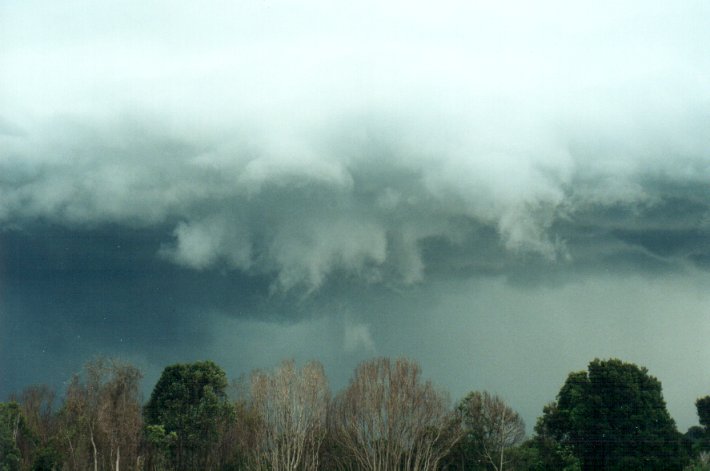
[[505, 439, 581, 471], [439, 437, 488, 470], [518, 404, 581, 471], [686, 425, 709, 455], [142, 424, 177, 471], [685, 460, 710, 471], [697, 397, 710, 431], [514, 402, 581, 471], [144, 361, 235, 470], [31, 445, 61, 471], [0, 402, 26, 471], [537, 358, 687, 470], [687, 426, 706, 442], [688, 396, 710, 460]]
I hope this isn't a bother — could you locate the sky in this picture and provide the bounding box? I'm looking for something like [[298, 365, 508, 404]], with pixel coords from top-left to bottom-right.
[[1, 0, 710, 432]]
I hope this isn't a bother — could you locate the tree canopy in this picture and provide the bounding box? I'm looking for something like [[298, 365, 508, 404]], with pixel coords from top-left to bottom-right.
[[144, 361, 234, 471], [329, 357, 461, 471], [3, 355, 708, 470], [537, 358, 685, 470], [456, 391, 525, 471], [697, 397, 710, 431]]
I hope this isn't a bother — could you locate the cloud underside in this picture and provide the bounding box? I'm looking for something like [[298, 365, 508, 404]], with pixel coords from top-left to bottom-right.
[[1, 105, 709, 291]]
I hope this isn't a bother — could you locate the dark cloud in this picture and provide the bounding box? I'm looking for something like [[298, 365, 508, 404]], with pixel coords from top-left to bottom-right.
[[0, 223, 272, 395]]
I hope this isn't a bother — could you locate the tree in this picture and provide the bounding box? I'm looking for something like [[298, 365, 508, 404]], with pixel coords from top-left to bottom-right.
[[329, 357, 462, 471], [141, 425, 176, 471], [248, 360, 330, 471], [685, 451, 710, 471], [456, 391, 525, 471], [686, 396, 710, 459], [59, 374, 93, 471], [144, 361, 234, 471], [57, 358, 143, 471], [13, 385, 61, 471], [0, 402, 27, 471], [539, 358, 686, 470], [521, 403, 581, 471], [697, 397, 710, 431], [96, 360, 143, 471]]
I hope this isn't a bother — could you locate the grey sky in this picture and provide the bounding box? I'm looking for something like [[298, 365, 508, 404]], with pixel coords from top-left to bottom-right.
[[1, 0, 710, 431]]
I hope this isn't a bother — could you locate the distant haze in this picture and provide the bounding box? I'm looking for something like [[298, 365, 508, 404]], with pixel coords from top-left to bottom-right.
[[2, 0, 710, 432]]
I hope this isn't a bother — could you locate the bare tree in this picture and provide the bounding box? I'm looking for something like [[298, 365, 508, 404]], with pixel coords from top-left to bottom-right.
[[96, 360, 143, 471], [14, 385, 58, 469], [329, 357, 462, 471], [458, 391, 525, 471], [58, 358, 143, 471], [249, 360, 330, 471], [60, 373, 96, 471], [16, 385, 56, 442]]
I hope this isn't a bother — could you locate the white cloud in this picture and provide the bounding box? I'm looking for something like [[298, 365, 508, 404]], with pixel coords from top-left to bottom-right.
[[343, 322, 375, 354]]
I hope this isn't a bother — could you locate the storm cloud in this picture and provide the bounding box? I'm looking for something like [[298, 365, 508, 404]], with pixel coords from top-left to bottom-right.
[[2, 0, 710, 431]]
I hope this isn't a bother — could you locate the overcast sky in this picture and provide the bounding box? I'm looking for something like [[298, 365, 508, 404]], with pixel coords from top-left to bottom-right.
[[2, 0, 710, 432]]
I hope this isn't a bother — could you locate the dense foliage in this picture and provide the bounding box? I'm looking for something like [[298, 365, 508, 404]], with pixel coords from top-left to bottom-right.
[[1, 356, 703, 470], [533, 359, 686, 470], [144, 361, 234, 470]]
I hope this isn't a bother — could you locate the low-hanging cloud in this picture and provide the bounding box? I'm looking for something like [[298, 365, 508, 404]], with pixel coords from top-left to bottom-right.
[[2, 98, 709, 290]]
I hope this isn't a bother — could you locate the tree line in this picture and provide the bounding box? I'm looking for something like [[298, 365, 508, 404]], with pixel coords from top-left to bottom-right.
[[1, 356, 708, 470]]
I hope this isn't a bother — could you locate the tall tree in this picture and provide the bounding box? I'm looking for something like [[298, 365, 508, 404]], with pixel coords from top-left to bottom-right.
[[58, 358, 143, 471], [14, 385, 60, 470], [59, 374, 93, 471], [456, 391, 525, 471], [329, 357, 462, 471], [249, 360, 330, 471], [144, 361, 234, 471], [539, 358, 686, 470], [96, 361, 143, 471]]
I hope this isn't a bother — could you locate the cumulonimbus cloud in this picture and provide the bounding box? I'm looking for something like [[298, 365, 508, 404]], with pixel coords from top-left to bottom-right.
[[1, 0, 709, 290]]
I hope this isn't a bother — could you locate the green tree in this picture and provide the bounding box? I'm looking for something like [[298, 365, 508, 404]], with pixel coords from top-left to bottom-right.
[[144, 361, 234, 471], [142, 424, 176, 471], [522, 403, 581, 471], [684, 451, 710, 471], [687, 396, 710, 458], [538, 358, 686, 470], [697, 397, 710, 431], [0, 402, 28, 471]]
